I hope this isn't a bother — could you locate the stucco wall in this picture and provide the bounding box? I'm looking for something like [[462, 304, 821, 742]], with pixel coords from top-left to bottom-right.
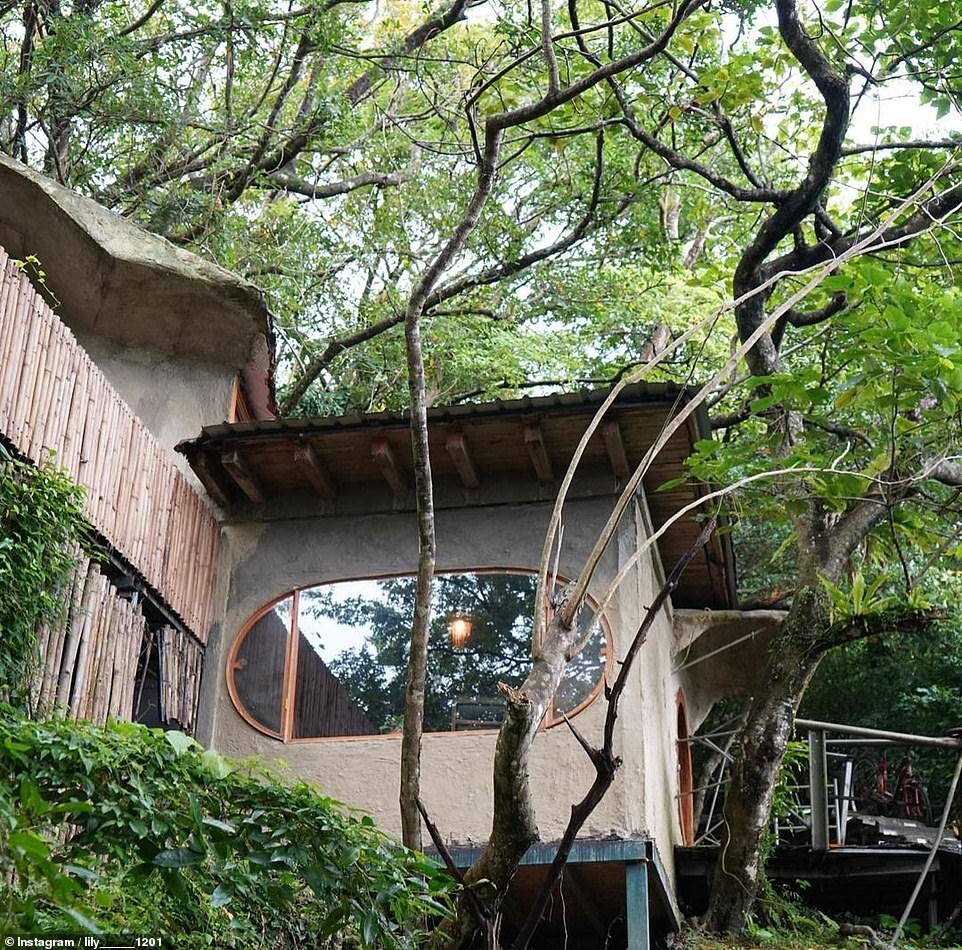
[[616, 497, 683, 883], [73, 331, 234, 478], [200, 494, 689, 858], [675, 608, 785, 731]]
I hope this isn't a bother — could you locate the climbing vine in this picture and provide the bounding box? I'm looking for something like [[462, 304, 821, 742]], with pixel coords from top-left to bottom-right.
[[0, 446, 90, 708]]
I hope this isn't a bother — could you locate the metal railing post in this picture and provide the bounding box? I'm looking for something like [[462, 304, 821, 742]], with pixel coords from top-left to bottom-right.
[[809, 729, 830, 851]]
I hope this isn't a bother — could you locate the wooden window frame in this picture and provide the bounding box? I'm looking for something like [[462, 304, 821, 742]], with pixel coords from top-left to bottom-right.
[[226, 567, 615, 744]]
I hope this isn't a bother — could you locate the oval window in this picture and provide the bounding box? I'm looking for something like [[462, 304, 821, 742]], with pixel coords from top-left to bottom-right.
[[228, 571, 611, 741]]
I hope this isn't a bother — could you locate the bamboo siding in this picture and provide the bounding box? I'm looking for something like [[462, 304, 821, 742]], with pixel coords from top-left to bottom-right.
[[0, 247, 218, 639], [32, 558, 147, 726], [158, 626, 204, 735], [30, 559, 206, 735]]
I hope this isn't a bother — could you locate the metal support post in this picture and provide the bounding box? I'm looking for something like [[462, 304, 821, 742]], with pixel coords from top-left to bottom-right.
[[626, 860, 649, 950], [809, 729, 830, 851]]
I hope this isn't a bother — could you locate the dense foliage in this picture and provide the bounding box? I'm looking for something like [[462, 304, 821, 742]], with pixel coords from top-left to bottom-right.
[[0, 446, 90, 709], [0, 710, 454, 946]]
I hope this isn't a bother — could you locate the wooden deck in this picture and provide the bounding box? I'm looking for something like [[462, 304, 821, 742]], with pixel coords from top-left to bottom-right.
[[0, 246, 218, 640]]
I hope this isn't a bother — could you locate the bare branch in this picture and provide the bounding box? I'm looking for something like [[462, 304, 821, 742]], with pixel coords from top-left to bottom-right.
[[509, 521, 716, 950], [841, 137, 962, 157], [924, 456, 962, 486], [265, 162, 416, 199], [119, 0, 165, 36], [425, 131, 608, 310]]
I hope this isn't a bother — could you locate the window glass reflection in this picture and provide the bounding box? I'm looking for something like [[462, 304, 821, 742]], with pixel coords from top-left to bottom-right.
[[233, 597, 291, 735], [231, 573, 608, 740]]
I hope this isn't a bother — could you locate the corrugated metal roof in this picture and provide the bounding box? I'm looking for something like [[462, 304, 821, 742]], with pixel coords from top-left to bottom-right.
[[175, 382, 735, 608], [177, 382, 696, 452]]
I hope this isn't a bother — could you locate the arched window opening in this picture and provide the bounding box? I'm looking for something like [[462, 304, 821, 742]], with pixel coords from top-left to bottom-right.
[[676, 690, 695, 846], [228, 571, 612, 742]]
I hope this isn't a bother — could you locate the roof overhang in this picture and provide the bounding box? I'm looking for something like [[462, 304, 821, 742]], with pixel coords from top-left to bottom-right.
[[0, 154, 273, 379], [177, 384, 737, 609]]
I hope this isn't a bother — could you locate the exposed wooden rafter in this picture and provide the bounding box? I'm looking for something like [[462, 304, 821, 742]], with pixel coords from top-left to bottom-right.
[[602, 420, 630, 479], [294, 442, 336, 497], [444, 429, 480, 489], [371, 438, 407, 494], [192, 452, 232, 508], [220, 449, 265, 503], [523, 422, 554, 483]]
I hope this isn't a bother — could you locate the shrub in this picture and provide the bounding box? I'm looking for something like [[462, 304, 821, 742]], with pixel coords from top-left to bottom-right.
[[0, 710, 455, 946]]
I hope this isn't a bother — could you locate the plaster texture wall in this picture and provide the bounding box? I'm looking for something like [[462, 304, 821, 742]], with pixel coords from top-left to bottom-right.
[[73, 331, 234, 480], [615, 497, 684, 884], [674, 609, 785, 731], [201, 493, 691, 861]]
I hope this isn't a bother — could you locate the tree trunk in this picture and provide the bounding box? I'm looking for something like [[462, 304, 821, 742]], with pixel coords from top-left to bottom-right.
[[705, 586, 829, 932]]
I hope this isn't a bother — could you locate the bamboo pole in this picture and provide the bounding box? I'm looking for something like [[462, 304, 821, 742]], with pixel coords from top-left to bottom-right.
[[59, 362, 84, 473], [124, 616, 147, 720], [115, 414, 136, 543], [0, 280, 32, 428], [57, 562, 97, 708], [30, 313, 58, 460], [75, 387, 97, 499], [39, 329, 70, 461], [85, 377, 109, 527], [107, 599, 133, 721], [21, 301, 53, 456], [85, 574, 112, 721], [8, 290, 40, 445], [38, 554, 83, 711], [81, 579, 108, 722], [0, 264, 19, 421]]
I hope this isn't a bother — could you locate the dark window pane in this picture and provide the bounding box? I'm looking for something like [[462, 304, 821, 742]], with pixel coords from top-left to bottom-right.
[[233, 598, 291, 734], [293, 628, 378, 738]]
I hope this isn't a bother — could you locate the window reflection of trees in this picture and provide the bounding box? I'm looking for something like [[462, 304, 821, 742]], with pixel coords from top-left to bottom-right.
[[229, 572, 610, 740], [309, 573, 607, 733]]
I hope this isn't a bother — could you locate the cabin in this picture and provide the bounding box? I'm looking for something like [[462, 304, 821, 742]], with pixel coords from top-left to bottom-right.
[[0, 157, 783, 949]]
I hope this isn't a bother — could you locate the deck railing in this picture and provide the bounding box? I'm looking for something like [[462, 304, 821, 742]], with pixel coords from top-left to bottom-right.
[[0, 246, 218, 639]]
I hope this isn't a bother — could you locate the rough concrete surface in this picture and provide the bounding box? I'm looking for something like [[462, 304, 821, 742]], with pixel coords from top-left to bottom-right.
[[73, 331, 235, 477], [675, 608, 785, 730], [0, 153, 269, 367]]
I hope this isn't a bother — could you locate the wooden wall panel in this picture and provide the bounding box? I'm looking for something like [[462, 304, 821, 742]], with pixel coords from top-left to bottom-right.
[[30, 559, 205, 735]]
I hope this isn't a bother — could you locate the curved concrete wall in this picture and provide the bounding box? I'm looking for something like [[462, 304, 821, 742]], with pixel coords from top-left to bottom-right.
[[199, 495, 686, 868]]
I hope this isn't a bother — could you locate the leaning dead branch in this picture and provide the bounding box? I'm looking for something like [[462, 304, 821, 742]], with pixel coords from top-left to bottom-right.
[[397, 0, 706, 858], [536, 161, 962, 648]]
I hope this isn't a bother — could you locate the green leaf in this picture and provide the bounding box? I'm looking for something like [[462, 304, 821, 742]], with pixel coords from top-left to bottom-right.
[[202, 748, 234, 779], [153, 847, 205, 868], [655, 475, 688, 493], [164, 730, 198, 755], [210, 883, 234, 908], [62, 907, 102, 934], [10, 829, 49, 860]]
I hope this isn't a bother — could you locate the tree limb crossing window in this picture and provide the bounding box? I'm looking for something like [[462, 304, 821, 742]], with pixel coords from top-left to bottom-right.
[[228, 571, 612, 741]]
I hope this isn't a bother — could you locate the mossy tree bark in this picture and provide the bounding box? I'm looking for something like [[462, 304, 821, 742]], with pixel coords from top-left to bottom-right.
[[705, 586, 828, 931]]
